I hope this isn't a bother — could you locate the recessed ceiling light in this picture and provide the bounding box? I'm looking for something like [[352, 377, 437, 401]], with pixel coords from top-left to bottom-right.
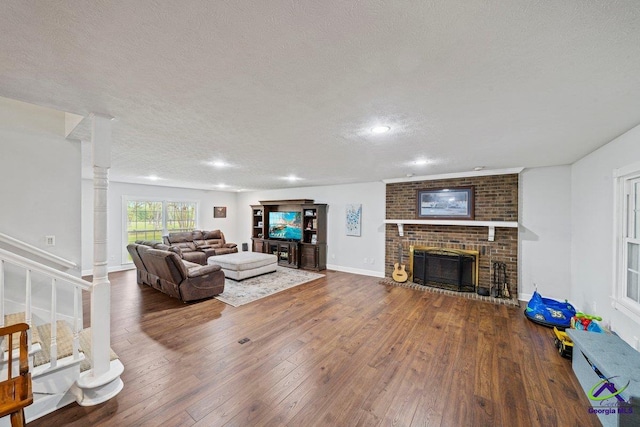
[[146, 175, 162, 181], [474, 166, 485, 171], [217, 183, 228, 188], [282, 175, 302, 181], [371, 125, 391, 134], [205, 160, 230, 168], [414, 159, 428, 166]]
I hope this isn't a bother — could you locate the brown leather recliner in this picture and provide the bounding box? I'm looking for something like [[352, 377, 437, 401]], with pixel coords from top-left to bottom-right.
[[127, 242, 225, 302], [127, 240, 167, 285], [198, 230, 238, 256], [162, 230, 238, 265]]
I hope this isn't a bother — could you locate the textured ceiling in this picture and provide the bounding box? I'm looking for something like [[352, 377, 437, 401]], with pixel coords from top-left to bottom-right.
[[1, 1, 640, 191]]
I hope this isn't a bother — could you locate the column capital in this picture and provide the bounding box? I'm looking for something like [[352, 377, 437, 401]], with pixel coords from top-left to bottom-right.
[[91, 114, 112, 169], [89, 113, 114, 121]]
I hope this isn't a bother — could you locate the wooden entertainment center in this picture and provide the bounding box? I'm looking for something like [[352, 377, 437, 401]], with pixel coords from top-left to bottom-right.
[[251, 199, 327, 271]]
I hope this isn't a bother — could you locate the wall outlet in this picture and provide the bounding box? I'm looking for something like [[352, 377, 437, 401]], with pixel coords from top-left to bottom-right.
[[45, 235, 55, 246], [363, 257, 368, 264], [369, 258, 374, 265]]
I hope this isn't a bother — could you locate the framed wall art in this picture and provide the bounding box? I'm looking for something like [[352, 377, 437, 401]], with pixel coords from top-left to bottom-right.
[[214, 206, 227, 218], [346, 203, 362, 236], [417, 187, 474, 220]]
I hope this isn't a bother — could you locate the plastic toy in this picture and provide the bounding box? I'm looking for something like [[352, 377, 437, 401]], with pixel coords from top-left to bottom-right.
[[553, 327, 573, 358], [571, 312, 604, 333], [524, 291, 576, 329], [551, 312, 604, 360]]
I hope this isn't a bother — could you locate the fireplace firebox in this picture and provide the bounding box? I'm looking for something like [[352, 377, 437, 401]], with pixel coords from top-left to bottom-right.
[[410, 247, 477, 292]]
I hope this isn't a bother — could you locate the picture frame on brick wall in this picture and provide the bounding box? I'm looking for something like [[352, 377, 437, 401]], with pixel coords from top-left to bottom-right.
[[417, 187, 474, 220]]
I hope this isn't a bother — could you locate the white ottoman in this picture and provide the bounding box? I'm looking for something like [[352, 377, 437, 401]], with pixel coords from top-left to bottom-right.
[[208, 252, 277, 280]]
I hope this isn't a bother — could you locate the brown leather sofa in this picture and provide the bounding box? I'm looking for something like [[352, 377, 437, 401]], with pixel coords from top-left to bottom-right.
[[127, 241, 225, 302], [162, 230, 238, 265]]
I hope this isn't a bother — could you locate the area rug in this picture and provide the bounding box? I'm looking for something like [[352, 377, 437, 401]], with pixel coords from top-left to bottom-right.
[[379, 278, 521, 308], [215, 267, 324, 307]]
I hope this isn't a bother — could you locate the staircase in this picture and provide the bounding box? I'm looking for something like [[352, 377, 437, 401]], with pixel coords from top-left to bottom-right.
[[0, 244, 124, 424]]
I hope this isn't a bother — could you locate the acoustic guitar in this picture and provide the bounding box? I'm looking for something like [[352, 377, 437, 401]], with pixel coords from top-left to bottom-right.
[[392, 243, 408, 283]]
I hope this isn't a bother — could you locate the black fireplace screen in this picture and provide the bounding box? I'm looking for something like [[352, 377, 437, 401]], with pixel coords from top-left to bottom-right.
[[413, 249, 476, 292]]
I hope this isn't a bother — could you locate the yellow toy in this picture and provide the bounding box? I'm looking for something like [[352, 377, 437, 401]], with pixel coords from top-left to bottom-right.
[[553, 327, 573, 358]]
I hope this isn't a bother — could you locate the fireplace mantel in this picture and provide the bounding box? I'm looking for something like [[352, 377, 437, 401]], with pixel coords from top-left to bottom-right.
[[384, 219, 518, 241]]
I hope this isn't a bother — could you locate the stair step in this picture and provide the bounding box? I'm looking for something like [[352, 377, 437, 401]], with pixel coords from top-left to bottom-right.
[[33, 320, 76, 367], [1, 312, 43, 351], [1, 313, 118, 374], [0, 312, 119, 372]]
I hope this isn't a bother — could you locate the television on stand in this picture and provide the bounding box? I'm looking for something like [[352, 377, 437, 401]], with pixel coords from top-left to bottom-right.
[[268, 211, 302, 240]]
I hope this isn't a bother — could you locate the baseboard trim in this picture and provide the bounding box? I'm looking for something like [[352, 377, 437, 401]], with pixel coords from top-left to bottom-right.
[[82, 264, 135, 277], [519, 292, 532, 303], [326, 264, 384, 278]]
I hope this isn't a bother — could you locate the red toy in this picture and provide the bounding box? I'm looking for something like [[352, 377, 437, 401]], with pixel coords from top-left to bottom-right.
[[571, 312, 603, 333]]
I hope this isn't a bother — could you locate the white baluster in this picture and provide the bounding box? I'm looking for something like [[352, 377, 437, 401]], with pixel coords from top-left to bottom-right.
[[0, 260, 4, 327], [50, 278, 58, 368], [73, 286, 80, 361], [25, 269, 32, 326], [25, 269, 33, 354]]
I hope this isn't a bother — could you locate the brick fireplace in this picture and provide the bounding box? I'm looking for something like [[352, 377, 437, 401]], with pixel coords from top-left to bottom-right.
[[385, 173, 518, 295]]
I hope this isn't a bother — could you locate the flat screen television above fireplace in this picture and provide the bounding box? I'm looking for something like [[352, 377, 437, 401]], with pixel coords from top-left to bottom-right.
[[268, 211, 302, 240]]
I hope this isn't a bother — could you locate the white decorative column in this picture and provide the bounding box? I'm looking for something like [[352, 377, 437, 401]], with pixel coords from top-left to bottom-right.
[[90, 114, 112, 377], [72, 114, 124, 406], [71, 114, 124, 406]]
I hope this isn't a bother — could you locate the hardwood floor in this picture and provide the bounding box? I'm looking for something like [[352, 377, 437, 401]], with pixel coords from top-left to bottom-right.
[[29, 269, 600, 426]]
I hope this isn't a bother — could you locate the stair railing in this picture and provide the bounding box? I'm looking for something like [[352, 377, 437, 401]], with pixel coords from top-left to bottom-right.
[[0, 247, 91, 368], [0, 232, 77, 270]]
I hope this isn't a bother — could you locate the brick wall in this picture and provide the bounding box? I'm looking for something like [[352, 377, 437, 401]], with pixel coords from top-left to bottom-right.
[[386, 174, 518, 294]]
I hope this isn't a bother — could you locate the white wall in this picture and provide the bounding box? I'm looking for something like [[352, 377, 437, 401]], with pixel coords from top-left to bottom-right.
[[519, 166, 572, 301], [81, 180, 239, 274], [237, 182, 386, 277], [0, 97, 81, 268], [572, 123, 640, 346], [0, 97, 81, 321]]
